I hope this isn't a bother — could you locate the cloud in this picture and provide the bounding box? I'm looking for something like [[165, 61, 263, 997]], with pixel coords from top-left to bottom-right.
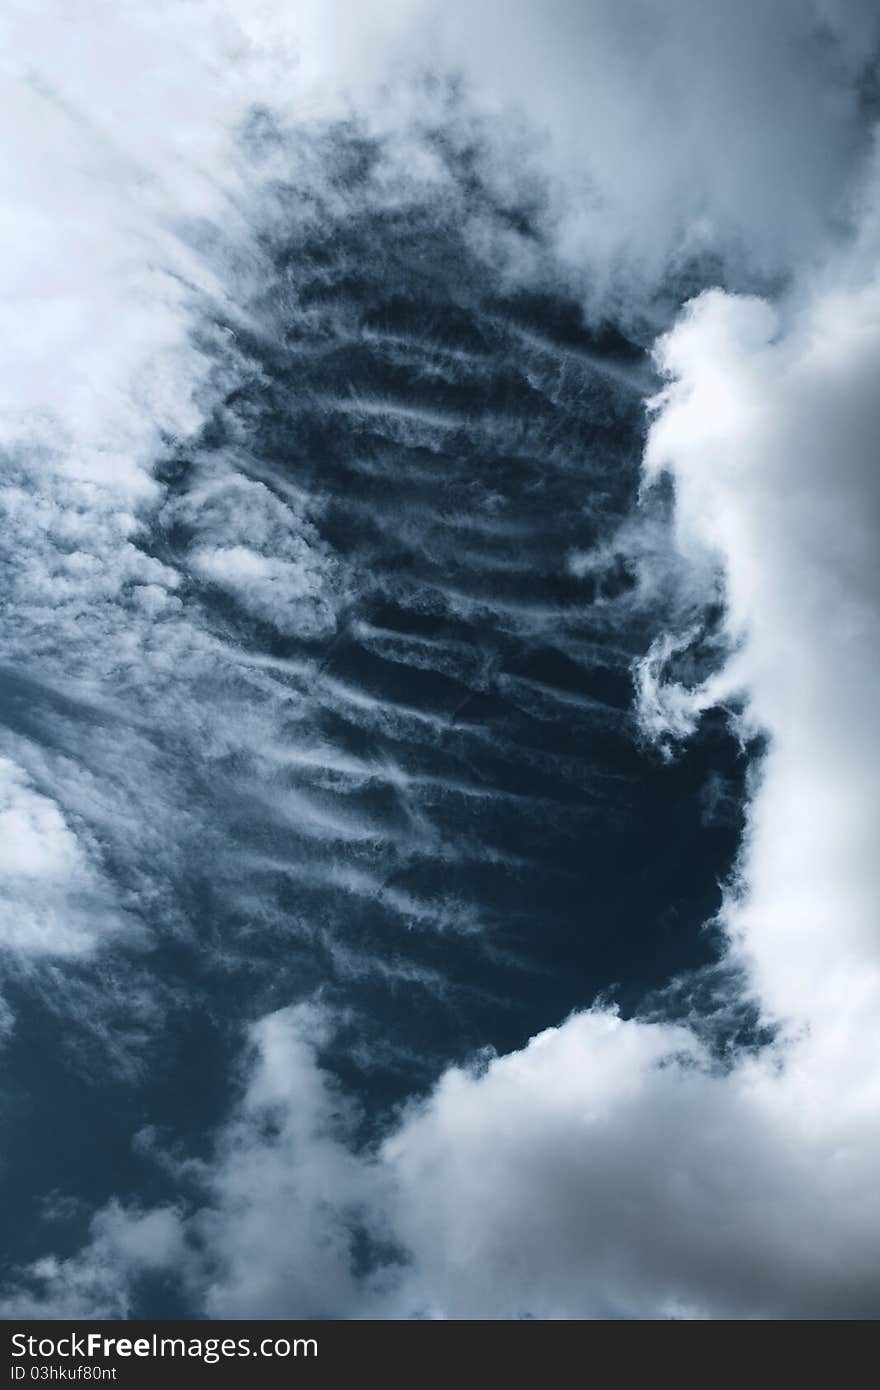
[[381, 1010, 880, 1319], [180, 141, 880, 1322], [2, 0, 880, 1323], [0, 1004, 391, 1319], [372, 154, 880, 1320], [424, 1, 880, 304], [644, 253, 880, 1032], [231, 0, 880, 305], [0, 1200, 185, 1319], [1, 0, 874, 983], [188, 1004, 389, 1319], [177, 464, 342, 640], [0, 755, 121, 957]]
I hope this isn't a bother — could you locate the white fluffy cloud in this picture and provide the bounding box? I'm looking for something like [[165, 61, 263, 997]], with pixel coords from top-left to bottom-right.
[[645, 276, 880, 1034], [382, 1010, 880, 1319], [190, 1005, 385, 1319], [0, 1201, 185, 1319]]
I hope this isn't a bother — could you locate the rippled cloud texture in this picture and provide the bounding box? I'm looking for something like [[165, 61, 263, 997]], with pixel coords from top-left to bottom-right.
[[1, 0, 879, 1319]]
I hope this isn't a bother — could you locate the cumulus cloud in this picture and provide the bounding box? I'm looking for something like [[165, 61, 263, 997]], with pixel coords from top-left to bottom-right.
[[645, 264, 880, 1032], [382, 1009, 880, 1319], [1, 1005, 388, 1319], [189, 1004, 387, 1320]]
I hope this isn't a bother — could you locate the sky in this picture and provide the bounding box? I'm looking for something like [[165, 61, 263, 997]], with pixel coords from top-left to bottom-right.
[[0, 0, 879, 1320]]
